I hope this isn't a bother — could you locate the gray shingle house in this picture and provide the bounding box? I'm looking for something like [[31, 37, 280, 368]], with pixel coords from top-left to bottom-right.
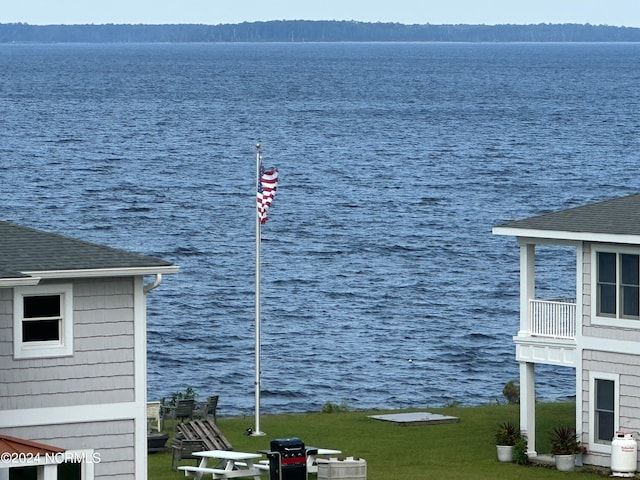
[[494, 192, 640, 470], [0, 221, 178, 480]]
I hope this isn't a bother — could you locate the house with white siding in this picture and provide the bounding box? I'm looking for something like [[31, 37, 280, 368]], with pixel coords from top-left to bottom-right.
[[0, 221, 178, 480], [493, 192, 640, 469]]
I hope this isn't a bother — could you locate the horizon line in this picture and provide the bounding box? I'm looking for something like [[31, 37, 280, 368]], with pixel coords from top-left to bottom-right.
[[3, 20, 639, 29]]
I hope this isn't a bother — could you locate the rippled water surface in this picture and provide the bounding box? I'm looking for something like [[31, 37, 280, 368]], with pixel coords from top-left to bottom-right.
[[1, 42, 639, 415]]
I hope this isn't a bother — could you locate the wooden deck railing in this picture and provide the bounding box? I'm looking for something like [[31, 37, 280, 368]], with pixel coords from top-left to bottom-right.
[[529, 298, 576, 339]]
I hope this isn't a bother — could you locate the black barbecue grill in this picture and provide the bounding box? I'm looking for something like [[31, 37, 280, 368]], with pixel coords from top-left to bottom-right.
[[265, 438, 317, 480]]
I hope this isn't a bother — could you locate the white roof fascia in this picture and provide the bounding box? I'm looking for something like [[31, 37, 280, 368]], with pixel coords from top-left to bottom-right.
[[0, 277, 41, 287], [21, 265, 180, 279], [514, 237, 581, 247], [492, 227, 640, 246]]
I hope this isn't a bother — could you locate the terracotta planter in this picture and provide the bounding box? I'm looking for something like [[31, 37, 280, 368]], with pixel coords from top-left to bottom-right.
[[496, 445, 514, 462], [554, 454, 575, 471]]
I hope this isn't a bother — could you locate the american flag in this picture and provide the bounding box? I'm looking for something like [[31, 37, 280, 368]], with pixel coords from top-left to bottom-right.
[[257, 164, 278, 224]]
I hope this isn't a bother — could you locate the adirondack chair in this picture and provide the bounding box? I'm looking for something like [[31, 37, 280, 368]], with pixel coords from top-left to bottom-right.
[[146, 401, 162, 432], [170, 439, 205, 471], [194, 395, 219, 423], [169, 398, 195, 430]]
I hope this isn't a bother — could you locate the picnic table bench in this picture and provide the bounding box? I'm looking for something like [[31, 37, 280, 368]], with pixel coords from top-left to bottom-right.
[[178, 450, 264, 480]]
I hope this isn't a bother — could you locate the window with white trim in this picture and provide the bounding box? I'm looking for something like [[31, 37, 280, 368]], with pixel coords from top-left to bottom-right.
[[589, 372, 619, 452], [14, 284, 73, 359], [595, 378, 615, 444], [596, 251, 640, 320]]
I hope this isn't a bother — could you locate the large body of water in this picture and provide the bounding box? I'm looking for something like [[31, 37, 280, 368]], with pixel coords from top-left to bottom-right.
[[1, 42, 639, 416]]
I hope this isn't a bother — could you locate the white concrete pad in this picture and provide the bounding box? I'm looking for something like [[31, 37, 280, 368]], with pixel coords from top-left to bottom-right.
[[368, 412, 459, 426]]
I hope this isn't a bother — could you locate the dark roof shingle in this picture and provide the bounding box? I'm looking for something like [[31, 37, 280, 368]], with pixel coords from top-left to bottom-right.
[[0, 221, 174, 278], [496, 193, 640, 237]]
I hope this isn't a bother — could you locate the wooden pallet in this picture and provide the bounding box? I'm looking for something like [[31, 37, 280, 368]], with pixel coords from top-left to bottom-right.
[[176, 419, 233, 451]]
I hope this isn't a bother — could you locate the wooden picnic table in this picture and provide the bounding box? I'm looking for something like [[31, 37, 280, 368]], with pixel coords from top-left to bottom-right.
[[178, 450, 265, 479]]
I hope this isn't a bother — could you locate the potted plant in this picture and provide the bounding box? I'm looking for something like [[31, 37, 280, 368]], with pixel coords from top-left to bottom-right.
[[549, 426, 581, 471], [495, 421, 521, 462]]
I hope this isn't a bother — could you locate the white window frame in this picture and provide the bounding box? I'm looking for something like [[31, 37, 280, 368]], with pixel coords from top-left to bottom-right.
[[588, 371, 619, 454], [13, 283, 73, 359], [592, 246, 640, 328]]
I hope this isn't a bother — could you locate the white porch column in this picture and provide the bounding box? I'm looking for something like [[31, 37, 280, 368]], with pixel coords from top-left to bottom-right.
[[575, 244, 584, 453], [37, 464, 57, 480], [0, 468, 8, 480], [81, 457, 95, 480], [519, 243, 537, 455], [520, 361, 537, 456], [519, 243, 535, 335]]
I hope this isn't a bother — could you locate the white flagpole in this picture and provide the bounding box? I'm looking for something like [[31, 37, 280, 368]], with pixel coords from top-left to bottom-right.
[[252, 143, 265, 436]]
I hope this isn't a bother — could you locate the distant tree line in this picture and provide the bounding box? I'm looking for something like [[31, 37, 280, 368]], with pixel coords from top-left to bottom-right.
[[1, 21, 639, 43]]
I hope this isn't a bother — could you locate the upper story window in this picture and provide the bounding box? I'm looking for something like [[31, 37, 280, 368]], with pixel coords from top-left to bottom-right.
[[597, 252, 639, 320], [23, 294, 62, 342], [14, 284, 73, 359]]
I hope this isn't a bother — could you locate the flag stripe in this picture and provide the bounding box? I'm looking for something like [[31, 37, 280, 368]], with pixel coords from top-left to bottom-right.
[[257, 166, 278, 224]]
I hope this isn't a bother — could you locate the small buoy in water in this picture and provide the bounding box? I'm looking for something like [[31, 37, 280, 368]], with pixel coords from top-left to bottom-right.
[[408, 358, 413, 363]]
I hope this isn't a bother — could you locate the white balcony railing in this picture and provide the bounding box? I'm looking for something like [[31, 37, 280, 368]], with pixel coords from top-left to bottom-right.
[[529, 298, 576, 339]]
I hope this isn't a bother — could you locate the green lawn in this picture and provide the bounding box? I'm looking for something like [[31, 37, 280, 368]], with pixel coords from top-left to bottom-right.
[[150, 402, 608, 479]]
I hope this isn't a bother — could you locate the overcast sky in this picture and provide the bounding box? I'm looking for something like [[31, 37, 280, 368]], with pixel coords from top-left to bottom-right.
[[3, 0, 640, 27]]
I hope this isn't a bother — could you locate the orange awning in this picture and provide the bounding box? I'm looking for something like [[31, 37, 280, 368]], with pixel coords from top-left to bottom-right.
[[0, 434, 64, 456]]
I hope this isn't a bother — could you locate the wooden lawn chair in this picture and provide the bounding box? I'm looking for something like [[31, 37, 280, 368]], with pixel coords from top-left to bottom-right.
[[194, 395, 219, 423], [170, 398, 195, 430], [171, 439, 205, 471]]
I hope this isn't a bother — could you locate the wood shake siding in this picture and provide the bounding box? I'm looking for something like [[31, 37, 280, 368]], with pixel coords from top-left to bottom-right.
[[583, 351, 640, 415], [2, 420, 135, 479], [0, 278, 136, 410], [581, 242, 640, 466], [583, 351, 640, 444]]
